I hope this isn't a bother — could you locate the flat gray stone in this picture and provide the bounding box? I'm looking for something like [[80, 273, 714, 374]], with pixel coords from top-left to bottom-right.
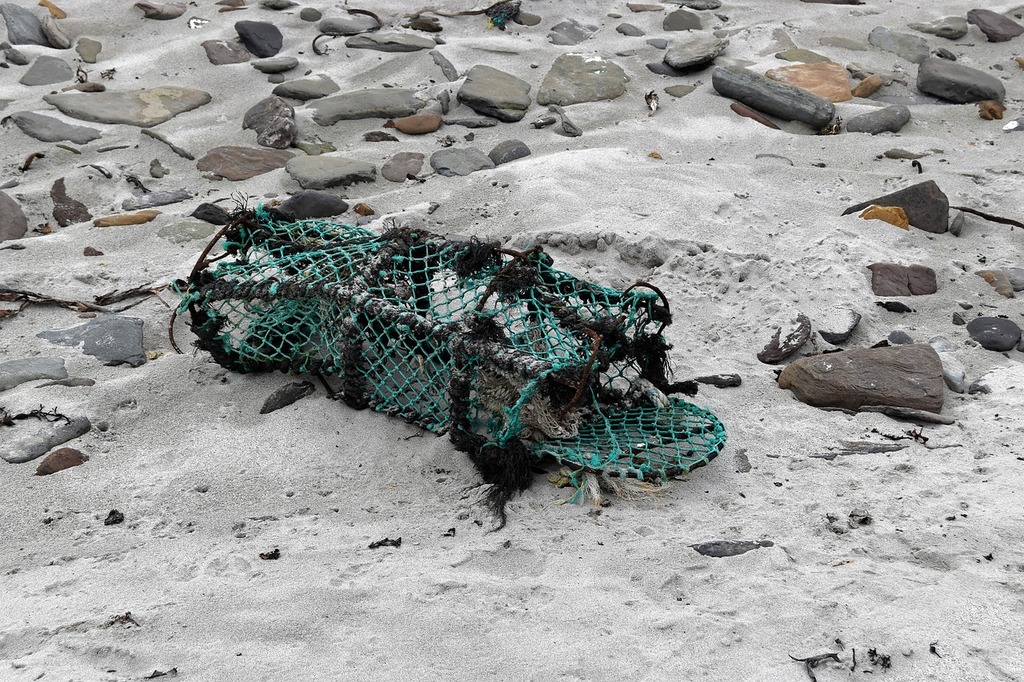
[[122, 188, 192, 210], [157, 220, 217, 244], [0, 357, 67, 391], [8, 111, 102, 144], [197, 145, 295, 180], [135, 2, 186, 20], [443, 115, 498, 128], [252, 56, 298, 73], [457, 65, 531, 122], [235, 20, 282, 58], [0, 2, 49, 46], [819, 36, 868, 51], [202, 39, 251, 65], [429, 147, 495, 177], [43, 87, 212, 127], [20, 55, 74, 86], [318, 14, 378, 35], [548, 19, 596, 45], [260, 381, 315, 414], [967, 317, 1021, 352], [4, 45, 28, 65], [76, 37, 102, 63], [691, 540, 772, 557], [664, 9, 701, 31], [299, 8, 321, 22], [272, 74, 339, 101], [908, 16, 968, 41], [669, 0, 720, 8], [488, 139, 531, 165], [664, 35, 729, 69], [616, 23, 644, 37], [41, 15, 71, 49], [432, 51, 458, 81], [0, 190, 28, 242], [845, 104, 911, 134], [0, 414, 91, 464], [309, 89, 425, 126], [712, 65, 835, 128], [381, 151, 424, 182], [536, 54, 628, 106], [38, 316, 147, 367], [344, 32, 435, 52], [1004, 267, 1024, 292], [277, 190, 349, 218], [917, 57, 1005, 104], [285, 155, 376, 189], [243, 95, 296, 148], [868, 27, 930, 64]]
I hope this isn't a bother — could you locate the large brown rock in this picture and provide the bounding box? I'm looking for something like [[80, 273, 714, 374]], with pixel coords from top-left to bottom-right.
[[778, 344, 944, 413], [868, 263, 937, 296], [764, 62, 852, 102]]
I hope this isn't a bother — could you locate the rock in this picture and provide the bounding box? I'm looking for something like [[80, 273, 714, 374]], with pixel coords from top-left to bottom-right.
[[966, 317, 1021, 351], [976, 270, 1015, 298], [819, 36, 868, 51], [694, 374, 742, 388], [1004, 267, 1024, 292], [628, 3, 663, 11], [191, 202, 231, 225], [381, 151, 424, 182], [930, 350, 967, 393], [35, 447, 88, 476], [345, 32, 435, 52], [909, 16, 968, 41], [122, 189, 192, 210], [285, 155, 375, 190], [664, 35, 729, 69], [779, 344, 945, 413], [671, 0, 721, 8], [197, 146, 294, 181], [149, 159, 168, 178], [299, 7, 320, 22], [318, 14, 379, 35], [429, 147, 495, 177], [4, 44, 29, 65], [457, 65, 531, 122], [488, 139, 531, 165], [242, 96, 296, 149], [40, 15, 70, 49], [432, 51, 458, 81], [691, 540, 773, 557], [260, 0, 296, 8], [252, 56, 297, 74], [364, 131, 398, 142], [646, 38, 668, 49], [444, 115, 498, 128], [0, 357, 67, 391], [730, 102, 781, 129], [76, 37, 102, 63], [868, 27, 930, 64], [616, 23, 644, 37], [51, 178, 92, 226], [548, 19, 596, 45], [0, 190, 28, 241], [877, 301, 913, 314], [978, 100, 1006, 120], [757, 313, 810, 363], [260, 381, 315, 414], [846, 104, 911, 134], [235, 20, 282, 58], [0, 414, 91, 464], [548, 104, 582, 137], [664, 9, 701, 31], [536, 54, 628, 106], [389, 113, 442, 135], [868, 263, 937, 296], [665, 84, 697, 97], [276, 190, 349, 219], [0, 2, 50, 45], [859, 204, 909, 229], [19, 55, 74, 86], [775, 48, 831, 64], [8, 111, 101, 144], [764, 62, 852, 102], [157, 221, 217, 244], [917, 57, 1005, 104], [202, 39, 251, 65], [851, 74, 885, 98], [134, 2, 185, 19], [309, 89, 425, 125], [817, 308, 861, 344], [842, 180, 949, 233], [712, 65, 836, 129], [967, 9, 1024, 42], [272, 74, 339, 101], [38, 316, 146, 367], [888, 330, 914, 345], [44, 87, 212, 127]]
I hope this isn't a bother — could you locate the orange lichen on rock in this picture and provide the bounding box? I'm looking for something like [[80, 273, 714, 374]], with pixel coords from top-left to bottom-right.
[[38, 0, 67, 19], [859, 204, 909, 229]]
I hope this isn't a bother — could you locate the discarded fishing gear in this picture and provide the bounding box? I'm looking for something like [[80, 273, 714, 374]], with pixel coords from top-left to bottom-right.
[[178, 207, 726, 526]]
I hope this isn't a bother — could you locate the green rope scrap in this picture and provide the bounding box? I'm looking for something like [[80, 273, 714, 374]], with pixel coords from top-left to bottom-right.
[[178, 207, 726, 523]]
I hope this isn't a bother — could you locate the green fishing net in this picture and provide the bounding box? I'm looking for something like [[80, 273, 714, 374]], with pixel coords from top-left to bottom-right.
[[178, 206, 726, 520]]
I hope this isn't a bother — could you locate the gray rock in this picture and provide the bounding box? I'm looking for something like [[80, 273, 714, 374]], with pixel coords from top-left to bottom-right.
[[4, 44, 28, 65], [548, 104, 582, 137], [0, 357, 67, 391], [845, 104, 911, 134], [196, 146, 295, 181], [19, 55, 74, 86], [299, 7, 320, 21], [868, 27, 930, 64], [191, 203, 231, 225], [616, 23, 645, 37], [775, 48, 831, 64], [819, 36, 868, 51], [0, 414, 91, 464], [664, 84, 697, 97], [260, 0, 296, 8], [691, 540, 773, 557], [711, 65, 835, 128], [344, 32, 435, 52], [0, 190, 28, 241], [149, 159, 168, 178], [536, 54, 628, 106], [277, 190, 349, 218], [38, 316, 147, 367], [646, 38, 668, 49], [122, 189, 192, 210], [779, 344, 945, 413], [664, 9, 701, 31], [157, 221, 217, 244], [908, 16, 968, 41], [1004, 267, 1024, 292], [243, 95, 296, 149], [285, 155, 376, 189], [44, 87, 212, 127], [888, 330, 914, 345], [309, 89, 425, 125], [429, 147, 495, 177], [8, 111, 101, 144], [432, 51, 458, 81], [934, 351, 967, 394], [318, 14, 378, 35], [381, 151, 425, 182], [966, 317, 1021, 352], [548, 19, 596, 45], [842, 180, 949, 233], [488, 139, 531, 165], [443, 115, 498, 128], [41, 15, 71, 49], [817, 308, 861, 344], [76, 37, 102, 63], [456, 65, 531, 122], [51, 177, 92, 226], [670, 0, 720, 8], [235, 20, 283, 58], [0, 2, 49, 46], [664, 35, 729, 69], [252, 56, 298, 73], [967, 9, 1024, 42], [918, 57, 1005, 104], [272, 74, 339, 101], [928, 335, 957, 354], [260, 381, 315, 414], [134, 2, 186, 20], [202, 39, 251, 65]]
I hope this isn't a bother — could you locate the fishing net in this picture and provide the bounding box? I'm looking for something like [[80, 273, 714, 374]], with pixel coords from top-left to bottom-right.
[[177, 206, 726, 524]]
